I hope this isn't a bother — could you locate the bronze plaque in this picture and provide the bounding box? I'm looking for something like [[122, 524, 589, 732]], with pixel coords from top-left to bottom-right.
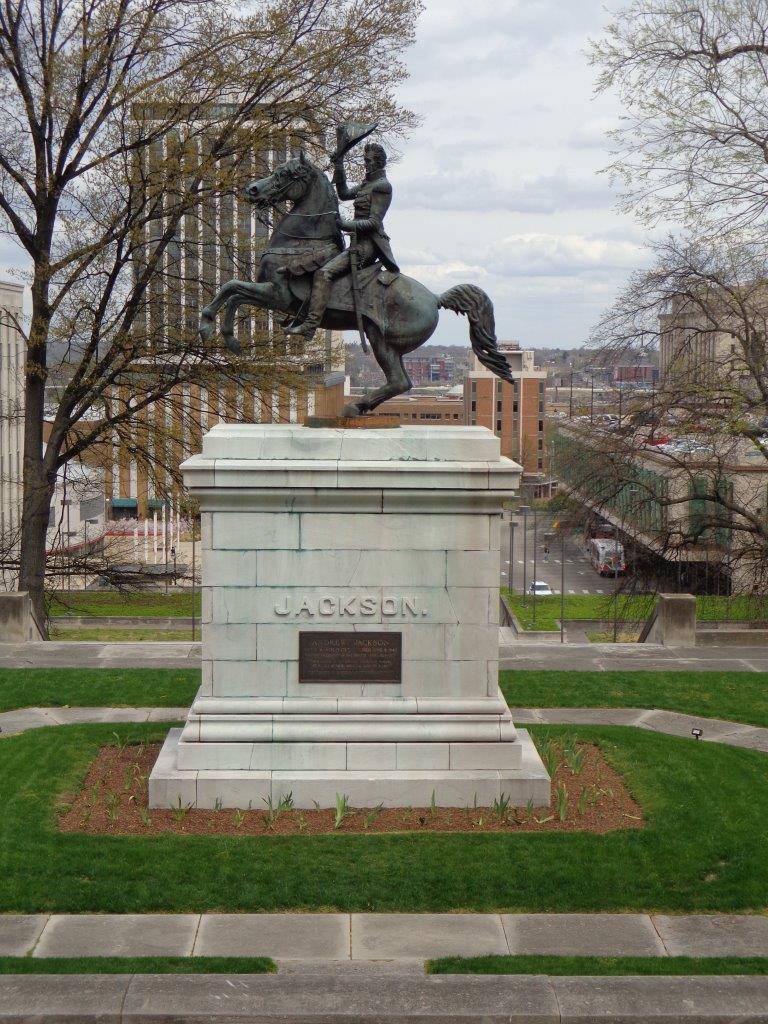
[[299, 631, 402, 685]]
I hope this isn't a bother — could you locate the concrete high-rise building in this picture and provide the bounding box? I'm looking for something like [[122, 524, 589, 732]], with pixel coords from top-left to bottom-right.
[[0, 281, 24, 567], [91, 128, 345, 518], [464, 341, 548, 481]]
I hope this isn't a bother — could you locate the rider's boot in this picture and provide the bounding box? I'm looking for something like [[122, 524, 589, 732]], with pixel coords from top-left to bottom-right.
[[285, 273, 331, 337]]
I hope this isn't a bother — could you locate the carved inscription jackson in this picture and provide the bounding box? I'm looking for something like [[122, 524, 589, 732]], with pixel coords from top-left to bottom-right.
[[273, 595, 429, 617]]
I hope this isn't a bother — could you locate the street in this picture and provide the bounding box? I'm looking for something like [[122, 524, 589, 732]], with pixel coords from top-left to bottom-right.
[[499, 514, 622, 596]]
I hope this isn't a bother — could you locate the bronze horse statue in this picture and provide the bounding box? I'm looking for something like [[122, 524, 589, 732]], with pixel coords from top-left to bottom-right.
[[199, 152, 513, 415]]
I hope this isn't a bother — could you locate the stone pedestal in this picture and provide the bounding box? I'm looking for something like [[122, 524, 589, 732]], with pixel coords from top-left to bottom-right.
[[149, 424, 550, 809]]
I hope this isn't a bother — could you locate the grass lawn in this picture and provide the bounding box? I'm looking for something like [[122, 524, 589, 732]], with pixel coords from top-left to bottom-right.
[[0, 957, 275, 974], [500, 671, 768, 728], [47, 591, 201, 618], [50, 627, 196, 642], [428, 956, 768, 976], [3, 722, 768, 913], [0, 668, 199, 712], [503, 592, 767, 632]]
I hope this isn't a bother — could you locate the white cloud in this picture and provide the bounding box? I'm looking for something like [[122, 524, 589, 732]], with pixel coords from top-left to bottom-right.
[[383, 0, 641, 347], [397, 169, 615, 214]]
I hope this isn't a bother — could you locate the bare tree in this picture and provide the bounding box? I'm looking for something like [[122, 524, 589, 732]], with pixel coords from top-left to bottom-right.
[[592, 0, 768, 235], [581, 1, 768, 601], [0, 0, 419, 625]]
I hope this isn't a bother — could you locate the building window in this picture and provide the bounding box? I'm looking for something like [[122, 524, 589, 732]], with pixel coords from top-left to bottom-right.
[[496, 419, 502, 432], [539, 401, 544, 413], [512, 402, 518, 413], [471, 380, 476, 393], [496, 400, 502, 413], [538, 420, 544, 432], [539, 381, 545, 392], [537, 458, 543, 469], [538, 439, 544, 450], [471, 401, 476, 412]]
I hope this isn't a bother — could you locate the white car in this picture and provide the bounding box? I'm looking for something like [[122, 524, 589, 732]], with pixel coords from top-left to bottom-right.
[[528, 580, 553, 597]]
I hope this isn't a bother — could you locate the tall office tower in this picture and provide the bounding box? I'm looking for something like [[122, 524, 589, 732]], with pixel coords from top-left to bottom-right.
[[0, 281, 24, 584], [95, 124, 344, 518]]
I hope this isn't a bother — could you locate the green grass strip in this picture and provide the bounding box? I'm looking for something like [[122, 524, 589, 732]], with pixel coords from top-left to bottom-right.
[[428, 955, 768, 975], [0, 956, 275, 974], [500, 670, 768, 728], [3, 723, 768, 913], [50, 628, 195, 642], [48, 591, 201, 619], [0, 668, 199, 712], [502, 592, 767, 632]]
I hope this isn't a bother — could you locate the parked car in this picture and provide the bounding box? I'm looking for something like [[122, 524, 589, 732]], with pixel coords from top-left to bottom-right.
[[528, 580, 554, 597]]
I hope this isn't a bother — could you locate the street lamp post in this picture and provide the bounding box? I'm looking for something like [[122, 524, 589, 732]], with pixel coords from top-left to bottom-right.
[[560, 527, 566, 644], [508, 521, 516, 592], [519, 505, 531, 603], [532, 509, 539, 627]]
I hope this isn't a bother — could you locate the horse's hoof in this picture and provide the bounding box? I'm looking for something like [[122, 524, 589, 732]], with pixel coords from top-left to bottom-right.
[[342, 402, 365, 417], [199, 316, 214, 342], [224, 333, 242, 355]]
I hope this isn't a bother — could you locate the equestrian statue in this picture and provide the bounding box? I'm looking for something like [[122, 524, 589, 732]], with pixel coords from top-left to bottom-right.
[[199, 123, 513, 416]]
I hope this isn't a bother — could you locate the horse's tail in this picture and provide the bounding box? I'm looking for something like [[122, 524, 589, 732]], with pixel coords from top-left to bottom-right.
[[437, 284, 513, 382]]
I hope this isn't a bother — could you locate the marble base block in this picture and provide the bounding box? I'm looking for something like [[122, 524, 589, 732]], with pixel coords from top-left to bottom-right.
[[149, 424, 551, 809], [151, 728, 550, 809]]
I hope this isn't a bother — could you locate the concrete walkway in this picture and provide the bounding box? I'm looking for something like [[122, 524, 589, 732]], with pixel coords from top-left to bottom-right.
[[4, 637, 768, 670], [3, 705, 768, 752], [2, 972, 767, 1023], [4, 912, 768, 962], [0, 707, 187, 737], [500, 641, 768, 672], [0, 641, 200, 668]]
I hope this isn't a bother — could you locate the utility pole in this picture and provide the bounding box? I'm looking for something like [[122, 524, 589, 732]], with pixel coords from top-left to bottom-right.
[[590, 373, 595, 424], [569, 371, 574, 418]]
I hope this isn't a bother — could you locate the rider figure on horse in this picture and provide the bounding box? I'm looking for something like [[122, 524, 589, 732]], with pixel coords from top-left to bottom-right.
[[286, 133, 399, 338]]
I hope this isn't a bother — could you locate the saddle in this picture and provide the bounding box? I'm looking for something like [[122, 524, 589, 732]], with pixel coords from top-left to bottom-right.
[[287, 261, 398, 334]]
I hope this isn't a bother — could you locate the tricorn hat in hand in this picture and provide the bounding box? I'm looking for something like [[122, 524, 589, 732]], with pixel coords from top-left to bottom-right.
[[331, 121, 378, 162]]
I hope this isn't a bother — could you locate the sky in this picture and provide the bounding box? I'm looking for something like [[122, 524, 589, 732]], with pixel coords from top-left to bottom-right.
[[0, 0, 646, 351], [386, 0, 646, 349]]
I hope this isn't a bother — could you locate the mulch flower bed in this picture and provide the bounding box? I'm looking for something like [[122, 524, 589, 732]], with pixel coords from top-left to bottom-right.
[[58, 738, 643, 837]]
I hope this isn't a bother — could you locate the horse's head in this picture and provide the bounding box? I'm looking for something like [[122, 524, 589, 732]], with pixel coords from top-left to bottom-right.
[[245, 150, 315, 209]]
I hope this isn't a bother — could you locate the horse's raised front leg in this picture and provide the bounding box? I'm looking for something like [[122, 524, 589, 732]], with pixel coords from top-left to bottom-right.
[[220, 281, 287, 354], [199, 280, 248, 342], [343, 326, 413, 416]]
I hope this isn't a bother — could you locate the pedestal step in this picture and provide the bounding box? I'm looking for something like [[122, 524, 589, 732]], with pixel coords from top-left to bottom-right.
[[177, 738, 523, 771], [149, 729, 550, 809]]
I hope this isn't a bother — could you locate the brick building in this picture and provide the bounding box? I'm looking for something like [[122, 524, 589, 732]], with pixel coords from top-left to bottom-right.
[[464, 342, 548, 479]]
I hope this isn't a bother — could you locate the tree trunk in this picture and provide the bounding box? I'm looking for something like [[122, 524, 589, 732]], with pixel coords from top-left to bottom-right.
[[17, 291, 54, 634], [17, 450, 55, 635]]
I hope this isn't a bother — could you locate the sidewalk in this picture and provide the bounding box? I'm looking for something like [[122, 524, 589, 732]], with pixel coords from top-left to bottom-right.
[[4, 637, 768, 671], [2, 972, 767, 1022], [3, 705, 768, 752], [4, 912, 768, 962]]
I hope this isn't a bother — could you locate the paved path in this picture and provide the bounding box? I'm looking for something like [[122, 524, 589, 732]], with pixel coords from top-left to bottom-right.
[[3, 705, 768, 752], [2, 972, 767, 1023], [5, 637, 768, 670], [500, 640, 768, 672], [4, 912, 768, 962], [0, 707, 187, 737], [0, 641, 200, 668]]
